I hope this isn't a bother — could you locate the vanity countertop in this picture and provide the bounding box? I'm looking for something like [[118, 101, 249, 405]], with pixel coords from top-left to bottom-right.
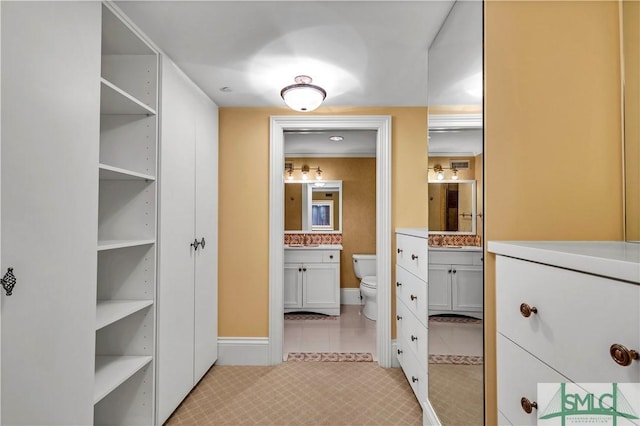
[[429, 246, 482, 252], [395, 228, 428, 238], [285, 244, 343, 250], [488, 241, 640, 284]]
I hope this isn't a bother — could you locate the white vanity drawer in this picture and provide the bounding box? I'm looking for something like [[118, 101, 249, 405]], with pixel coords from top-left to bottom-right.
[[284, 250, 324, 264], [322, 250, 340, 263], [496, 255, 640, 384], [396, 265, 427, 326], [429, 250, 482, 266], [397, 338, 427, 405], [397, 300, 428, 364], [497, 333, 571, 426], [396, 233, 428, 282]]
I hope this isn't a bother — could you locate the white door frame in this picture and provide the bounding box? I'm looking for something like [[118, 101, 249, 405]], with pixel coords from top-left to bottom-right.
[[269, 115, 393, 367]]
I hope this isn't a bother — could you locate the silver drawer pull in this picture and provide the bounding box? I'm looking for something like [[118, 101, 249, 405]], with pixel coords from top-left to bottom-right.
[[610, 343, 639, 367], [521, 397, 537, 414], [520, 303, 537, 318]]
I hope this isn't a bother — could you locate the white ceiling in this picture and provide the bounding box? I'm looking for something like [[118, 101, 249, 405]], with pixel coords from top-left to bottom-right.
[[116, 1, 482, 157], [428, 128, 482, 157], [284, 129, 377, 157], [115, 1, 456, 108]]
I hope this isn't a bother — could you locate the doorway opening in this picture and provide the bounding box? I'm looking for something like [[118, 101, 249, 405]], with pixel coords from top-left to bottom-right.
[[269, 115, 393, 367]]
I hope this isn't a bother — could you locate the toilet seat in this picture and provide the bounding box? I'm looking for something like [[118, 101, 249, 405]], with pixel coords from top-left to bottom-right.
[[361, 276, 377, 289]]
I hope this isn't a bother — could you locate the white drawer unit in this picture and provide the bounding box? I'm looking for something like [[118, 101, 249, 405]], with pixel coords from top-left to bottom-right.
[[397, 300, 428, 362], [396, 265, 428, 326], [428, 248, 483, 319], [490, 241, 640, 425], [395, 229, 428, 409], [284, 247, 341, 316], [397, 232, 428, 281]]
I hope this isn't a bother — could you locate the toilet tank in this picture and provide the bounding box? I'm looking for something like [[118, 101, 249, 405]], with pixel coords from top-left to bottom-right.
[[352, 254, 377, 279]]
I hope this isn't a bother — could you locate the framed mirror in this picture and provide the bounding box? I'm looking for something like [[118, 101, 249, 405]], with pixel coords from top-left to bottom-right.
[[428, 180, 477, 235], [284, 180, 342, 233]]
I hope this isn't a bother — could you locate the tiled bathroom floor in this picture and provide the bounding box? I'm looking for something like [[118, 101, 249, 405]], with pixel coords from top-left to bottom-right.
[[284, 307, 484, 361], [283, 305, 377, 361], [428, 318, 483, 356]]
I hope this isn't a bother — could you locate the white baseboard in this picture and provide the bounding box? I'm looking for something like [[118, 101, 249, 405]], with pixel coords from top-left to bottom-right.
[[340, 288, 363, 305], [217, 337, 270, 366], [391, 339, 400, 368], [422, 398, 442, 426]]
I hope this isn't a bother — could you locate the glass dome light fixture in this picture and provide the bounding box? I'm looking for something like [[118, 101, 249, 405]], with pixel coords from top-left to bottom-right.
[[280, 75, 327, 112]]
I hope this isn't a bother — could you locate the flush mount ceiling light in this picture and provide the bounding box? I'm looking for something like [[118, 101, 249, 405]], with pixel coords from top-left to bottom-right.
[[280, 75, 326, 112]]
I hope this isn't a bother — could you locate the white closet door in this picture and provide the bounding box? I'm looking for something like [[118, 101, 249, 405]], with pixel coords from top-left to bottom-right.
[[157, 60, 197, 425], [1, 2, 100, 424], [193, 91, 219, 383]]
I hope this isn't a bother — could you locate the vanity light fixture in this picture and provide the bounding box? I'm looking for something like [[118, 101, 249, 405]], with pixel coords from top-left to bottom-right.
[[280, 75, 327, 112], [430, 163, 461, 181], [285, 164, 323, 181], [433, 164, 445, 181]]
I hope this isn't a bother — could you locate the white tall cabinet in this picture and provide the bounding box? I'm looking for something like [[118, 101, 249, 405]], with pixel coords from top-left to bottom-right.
[[157, 59, 219, 424], [1, 2, 101, 424]]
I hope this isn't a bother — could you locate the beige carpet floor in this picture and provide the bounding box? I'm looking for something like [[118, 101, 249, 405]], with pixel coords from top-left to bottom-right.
[[166, 362, 422, 425], [428, 363, 484, 426]]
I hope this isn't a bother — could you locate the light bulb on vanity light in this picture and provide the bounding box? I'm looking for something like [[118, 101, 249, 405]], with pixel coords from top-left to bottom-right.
[[437, 171, 444, 180], [451, 169, 459, 180], [316, 168, 323, 180]]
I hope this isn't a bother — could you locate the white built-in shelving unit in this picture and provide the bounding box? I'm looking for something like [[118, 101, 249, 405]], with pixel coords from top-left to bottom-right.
[[95, 4, 158, 424]]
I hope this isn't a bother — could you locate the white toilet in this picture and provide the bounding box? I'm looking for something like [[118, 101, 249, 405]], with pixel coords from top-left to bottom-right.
[[352, 254, 377, 320]]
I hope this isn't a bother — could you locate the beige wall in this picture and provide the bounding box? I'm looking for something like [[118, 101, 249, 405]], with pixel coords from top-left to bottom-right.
[[219, 107, 427, 337], [284, 183, 302, 230], [287, 157, 376, 289], [485, 1, 623, 424], [624, 0, 640, 240]]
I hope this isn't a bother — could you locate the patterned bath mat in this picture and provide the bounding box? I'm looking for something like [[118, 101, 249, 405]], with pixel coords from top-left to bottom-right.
[[284, 313, 338, 321], [287, 352, 374, 362], [429, 315, 482, 324], [429, 354, 483, 365]]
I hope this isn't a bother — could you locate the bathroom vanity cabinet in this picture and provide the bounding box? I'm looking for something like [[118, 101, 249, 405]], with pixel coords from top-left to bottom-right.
[[284, 246, 341, 315], [489, 241, 640, 425], [395, 229, 429, 409], [428, 248, 483, 319]]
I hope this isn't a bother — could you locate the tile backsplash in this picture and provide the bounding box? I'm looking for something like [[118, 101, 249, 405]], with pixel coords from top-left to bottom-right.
[[428, 234, 482, 247], [284, 233, 343, 245]]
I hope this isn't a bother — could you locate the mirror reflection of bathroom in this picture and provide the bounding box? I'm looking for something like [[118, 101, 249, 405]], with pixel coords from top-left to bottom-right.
[[282, 129, 380, 361], [426, 1, 484, 424]]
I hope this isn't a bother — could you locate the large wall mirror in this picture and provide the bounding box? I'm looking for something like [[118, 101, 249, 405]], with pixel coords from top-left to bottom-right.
[[426, 0, 483, 424], [623, 0, 640, 242], [284, 180, 343, 233]]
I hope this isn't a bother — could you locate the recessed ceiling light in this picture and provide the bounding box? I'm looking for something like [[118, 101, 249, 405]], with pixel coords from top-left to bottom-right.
[[329, 135, 344, 141], [219, 86, 232, 92]]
